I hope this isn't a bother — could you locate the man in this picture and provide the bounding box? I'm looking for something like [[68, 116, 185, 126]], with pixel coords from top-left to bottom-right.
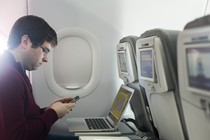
[[0, 15, 76, 140]]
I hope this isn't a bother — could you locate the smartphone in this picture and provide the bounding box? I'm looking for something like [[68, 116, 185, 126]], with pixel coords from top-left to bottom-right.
[[71, 96, 80, 103]]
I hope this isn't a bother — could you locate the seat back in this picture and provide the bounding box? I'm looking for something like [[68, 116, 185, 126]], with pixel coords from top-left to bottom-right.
[[178, 14, 210, 140], [136, 29, 188, 140], [117, 36, 159, 138], [117, 36, 138, 84]]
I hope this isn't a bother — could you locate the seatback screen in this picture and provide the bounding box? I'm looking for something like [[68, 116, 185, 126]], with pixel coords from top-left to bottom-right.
[[108, 86, 132, 125], [186, 47, 210, 91], [118, 52, 128, 73], [139, 48, 155, 82]]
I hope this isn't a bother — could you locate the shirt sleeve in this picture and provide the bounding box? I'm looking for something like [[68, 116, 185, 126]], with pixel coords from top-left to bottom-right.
[[0, 71, 58, 140], [0, 100, 7, 140]]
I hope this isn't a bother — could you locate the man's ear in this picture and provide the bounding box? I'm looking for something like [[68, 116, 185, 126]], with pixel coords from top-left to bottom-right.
[[20, 35, 32, 49]]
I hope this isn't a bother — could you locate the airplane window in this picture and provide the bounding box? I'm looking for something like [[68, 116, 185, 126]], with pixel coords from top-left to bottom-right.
[[54, 36, 92, 89], [45, 27, 101, 97]]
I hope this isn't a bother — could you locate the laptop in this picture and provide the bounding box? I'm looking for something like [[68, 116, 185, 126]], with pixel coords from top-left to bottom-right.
[[67, 85, 134, 132]]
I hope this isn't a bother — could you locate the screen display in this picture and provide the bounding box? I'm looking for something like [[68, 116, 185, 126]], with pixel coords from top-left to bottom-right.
[[140, 49, 154, 80], [186, 47, 210, 91], [108, 87, 132, 125], [118, 52, 128, 73]]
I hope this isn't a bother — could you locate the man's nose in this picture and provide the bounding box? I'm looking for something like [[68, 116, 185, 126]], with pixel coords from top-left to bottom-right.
[[42, 55, 48, 62]]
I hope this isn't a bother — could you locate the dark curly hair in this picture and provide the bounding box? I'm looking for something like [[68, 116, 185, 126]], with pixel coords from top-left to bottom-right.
[[8, 15, 57, 49]]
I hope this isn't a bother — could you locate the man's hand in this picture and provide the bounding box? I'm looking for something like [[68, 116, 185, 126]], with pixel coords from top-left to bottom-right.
[[44, 97, 76, 118], [51, 101, 75, 118]]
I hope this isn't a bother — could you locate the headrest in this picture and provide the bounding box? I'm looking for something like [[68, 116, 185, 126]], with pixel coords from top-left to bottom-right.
[[184, 14, 210, 30], [119, 36, 139, 55], [140, 29, 180, 68], [139, 28, 180, 89]]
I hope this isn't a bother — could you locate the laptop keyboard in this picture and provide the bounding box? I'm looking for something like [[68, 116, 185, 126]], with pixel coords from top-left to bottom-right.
[[85, 118, 111, 130]]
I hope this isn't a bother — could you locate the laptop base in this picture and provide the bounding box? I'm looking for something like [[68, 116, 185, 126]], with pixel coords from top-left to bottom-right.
[[75, 131, 121, 136]]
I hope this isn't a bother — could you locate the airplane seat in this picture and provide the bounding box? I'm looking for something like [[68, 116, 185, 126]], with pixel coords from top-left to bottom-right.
[[178, 14, 210, 140], [117, 35, 138, 84], [117, 36, 159, 139], [136, 29, 188, 140], [127, 82, 159, 138]]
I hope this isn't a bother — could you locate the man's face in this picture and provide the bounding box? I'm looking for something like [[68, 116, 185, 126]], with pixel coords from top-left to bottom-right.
[[23, 41, 51, 71]]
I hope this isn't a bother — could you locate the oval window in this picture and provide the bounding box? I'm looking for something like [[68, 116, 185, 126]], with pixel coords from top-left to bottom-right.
[[45, 27, 101, 97]]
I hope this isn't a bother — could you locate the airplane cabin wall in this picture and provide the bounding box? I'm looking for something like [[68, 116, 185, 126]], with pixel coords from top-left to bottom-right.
[[122, 0, 208, 35], [0, 0, 27, 36], [28, 0, 125, 130]]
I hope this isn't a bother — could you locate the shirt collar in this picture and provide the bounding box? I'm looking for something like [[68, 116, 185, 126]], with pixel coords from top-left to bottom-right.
[[2, 50, 26, 76]]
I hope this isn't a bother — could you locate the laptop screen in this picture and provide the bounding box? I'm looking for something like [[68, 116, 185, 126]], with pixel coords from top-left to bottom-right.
[[108, 85, 133, 125]]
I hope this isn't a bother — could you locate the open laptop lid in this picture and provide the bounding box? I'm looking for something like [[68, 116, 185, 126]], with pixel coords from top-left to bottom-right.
[[106, 85, 134, 129], [67, 85, 134, 132]]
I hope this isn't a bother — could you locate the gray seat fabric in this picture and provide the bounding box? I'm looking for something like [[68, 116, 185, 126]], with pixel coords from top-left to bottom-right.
[[177, 14, 210, 140], [184, 14, 210, 29], [139, 29, 189, 140], [127, 82, 159, 138], [119, 36, 138, 56]]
